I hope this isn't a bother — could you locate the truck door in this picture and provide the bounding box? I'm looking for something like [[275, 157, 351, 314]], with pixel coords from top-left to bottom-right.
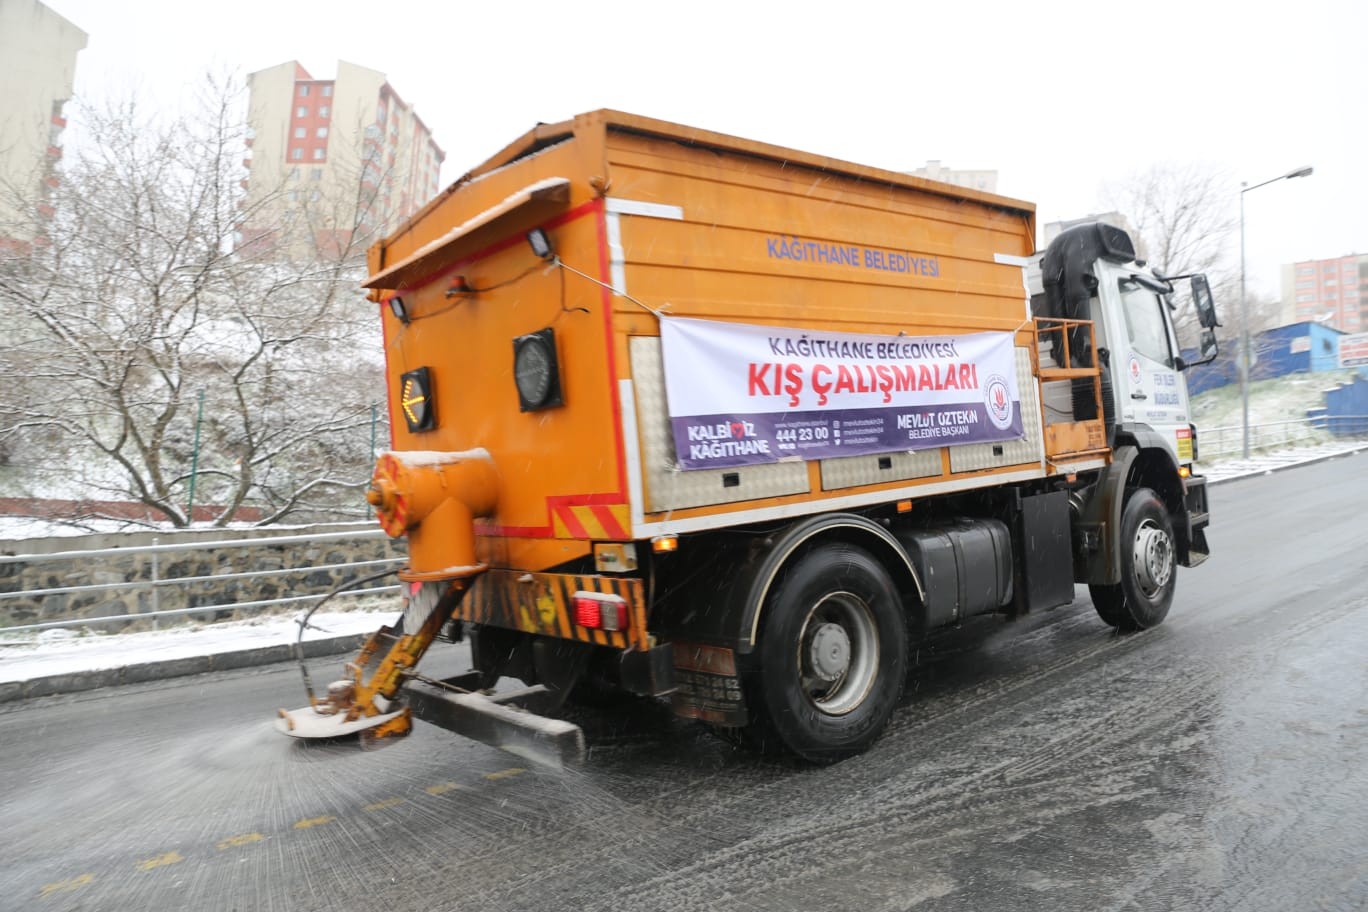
[[1112, 274, 1189, 463]]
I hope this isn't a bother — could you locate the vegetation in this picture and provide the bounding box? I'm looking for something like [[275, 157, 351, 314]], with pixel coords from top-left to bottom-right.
[[0, 77, 386, 527]]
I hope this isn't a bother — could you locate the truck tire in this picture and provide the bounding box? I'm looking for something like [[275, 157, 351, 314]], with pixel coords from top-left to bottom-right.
[[1088, 487, 1176, 631], [742, 543, 907, 763]]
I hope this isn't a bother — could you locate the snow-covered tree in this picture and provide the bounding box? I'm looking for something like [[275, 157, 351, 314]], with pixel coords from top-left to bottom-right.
[[1100, 163, 1252, 346], [0, 77, 388, 526]]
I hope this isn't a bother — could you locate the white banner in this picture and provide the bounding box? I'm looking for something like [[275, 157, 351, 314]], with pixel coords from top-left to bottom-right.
[[658, 317, 1023, 469], [1340, 332, 1368, 368]]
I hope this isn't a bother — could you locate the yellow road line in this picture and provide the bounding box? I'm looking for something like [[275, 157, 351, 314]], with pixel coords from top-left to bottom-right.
[[483, 767, 527, 781], [216, 833, 266, 850], [135, 851, 183, 872], [362, 797, 406, 812], [40, 763, 533, 896], [39, 874, 93, 898], [293, 815, 336, 830]]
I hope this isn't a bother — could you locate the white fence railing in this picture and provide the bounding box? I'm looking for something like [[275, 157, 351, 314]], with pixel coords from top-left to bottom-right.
[[1197, 415, 1368, 461]]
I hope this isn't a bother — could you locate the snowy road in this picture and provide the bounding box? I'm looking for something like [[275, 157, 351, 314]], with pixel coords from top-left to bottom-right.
[[3, 454, 1367, 911]]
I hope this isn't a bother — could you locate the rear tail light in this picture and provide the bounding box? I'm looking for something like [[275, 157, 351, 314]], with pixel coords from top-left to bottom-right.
[[572, 592, 626, 632]]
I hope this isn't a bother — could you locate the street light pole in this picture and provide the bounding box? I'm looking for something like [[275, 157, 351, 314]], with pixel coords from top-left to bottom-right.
[[1239, 166, 1313, 459]]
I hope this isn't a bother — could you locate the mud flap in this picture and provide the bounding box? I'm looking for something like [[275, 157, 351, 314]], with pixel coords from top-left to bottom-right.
[[1184, 527, 1210, 568], [1181, 474, 1211, 568]]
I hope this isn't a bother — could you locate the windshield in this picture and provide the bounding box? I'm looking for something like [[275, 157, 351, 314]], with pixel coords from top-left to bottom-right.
[[1118, 277, 1174, 367]]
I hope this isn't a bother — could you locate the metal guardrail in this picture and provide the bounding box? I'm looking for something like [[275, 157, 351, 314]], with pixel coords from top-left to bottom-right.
[[0, 528, 388, 565], [3, 586, 403, 635], [0, 527, 403, 635], [1198, 415, 1368, 460]]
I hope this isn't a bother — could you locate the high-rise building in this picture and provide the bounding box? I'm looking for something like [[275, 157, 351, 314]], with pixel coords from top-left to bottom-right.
[[1281, 254, 1367, 333], [0, 0, 86, 246], [241, 61, 444, 259], [908, 160, 998, 194]]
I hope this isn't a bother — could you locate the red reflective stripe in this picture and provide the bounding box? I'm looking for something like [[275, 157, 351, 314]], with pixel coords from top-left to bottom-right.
[[556, 505, 590, 539], [590, 504, 628, 539]]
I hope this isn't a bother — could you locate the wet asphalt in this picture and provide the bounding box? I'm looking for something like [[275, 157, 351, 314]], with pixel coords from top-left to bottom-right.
[[2, 452, 1366, 912]]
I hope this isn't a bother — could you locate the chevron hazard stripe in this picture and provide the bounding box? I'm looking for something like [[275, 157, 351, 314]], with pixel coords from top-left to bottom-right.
[[460, 570, 647, 651], [551, 503, 630, 540]]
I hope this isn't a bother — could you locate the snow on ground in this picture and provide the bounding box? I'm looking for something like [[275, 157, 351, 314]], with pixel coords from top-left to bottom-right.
[[1189, 370, 1366, 463], [0, 607, 400, 684], [1191, 370, 1362, 431]]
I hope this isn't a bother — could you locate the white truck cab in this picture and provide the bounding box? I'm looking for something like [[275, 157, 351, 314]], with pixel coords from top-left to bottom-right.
[[1098, 260, 1193, 465], [1029, 221, 1219, 472]]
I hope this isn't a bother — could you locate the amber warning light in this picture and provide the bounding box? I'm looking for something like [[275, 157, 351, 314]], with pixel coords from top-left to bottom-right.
[[400, 367, 435, 433]]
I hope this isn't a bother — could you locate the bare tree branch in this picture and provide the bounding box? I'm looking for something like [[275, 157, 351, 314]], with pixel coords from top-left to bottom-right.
[[1100, 162, 1246, 342], [0, 74, 385, 527]]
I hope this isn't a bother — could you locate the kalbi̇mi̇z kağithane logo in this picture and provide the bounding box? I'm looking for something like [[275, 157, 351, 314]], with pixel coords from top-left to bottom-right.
[[684, 417, 771, 461], [984, 374, 1014, 429]]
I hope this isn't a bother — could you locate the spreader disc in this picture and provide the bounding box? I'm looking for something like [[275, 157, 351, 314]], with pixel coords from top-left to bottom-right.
[[276, 706, 407, 739]]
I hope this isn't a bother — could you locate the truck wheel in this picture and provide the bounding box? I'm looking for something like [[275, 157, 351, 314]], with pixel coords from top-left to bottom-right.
[[743, 544, 907, 763], [1088, 487, 1176, 631]]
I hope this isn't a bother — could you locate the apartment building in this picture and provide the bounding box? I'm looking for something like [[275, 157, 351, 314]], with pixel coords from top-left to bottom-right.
[[908, 160, 998, 194], [241, 60, 444, 259], [0, 0, 86, 245], [1282, 254, 1368, 333]]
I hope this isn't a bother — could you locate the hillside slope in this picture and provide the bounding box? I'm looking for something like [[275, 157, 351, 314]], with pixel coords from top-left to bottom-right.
[[1190, 368, 1364, 459]]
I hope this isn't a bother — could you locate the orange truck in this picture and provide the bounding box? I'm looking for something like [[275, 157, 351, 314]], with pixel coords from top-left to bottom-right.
[[277, 110, 1217, 764]]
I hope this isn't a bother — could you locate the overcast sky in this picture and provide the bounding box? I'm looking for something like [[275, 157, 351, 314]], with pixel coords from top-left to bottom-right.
[[44, 0, 1367, 298]]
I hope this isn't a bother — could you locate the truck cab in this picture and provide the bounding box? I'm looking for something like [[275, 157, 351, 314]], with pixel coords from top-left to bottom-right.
[[1032, 221, 1215, 577]]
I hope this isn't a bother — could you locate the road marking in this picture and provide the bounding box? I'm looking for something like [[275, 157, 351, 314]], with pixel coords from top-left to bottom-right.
[[424, 781, 463, 795], [483, 767, 527, 781], [39, 874, 93, 898], [135, 851, 183, 872], [293, 815, 336, 830], [362, 797, 406, 812], [216, 833, 266, 850]]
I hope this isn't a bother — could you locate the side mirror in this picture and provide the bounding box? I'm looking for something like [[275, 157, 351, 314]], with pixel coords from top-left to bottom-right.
[[1181, 329, 1220, 370], [1196, 328, 1220, 364], [1191, 275, 1219, 329], [1201, 328, 1218, 360]]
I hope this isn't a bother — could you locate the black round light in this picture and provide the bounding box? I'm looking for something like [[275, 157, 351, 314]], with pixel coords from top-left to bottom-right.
[[513, 329, 563, 412]]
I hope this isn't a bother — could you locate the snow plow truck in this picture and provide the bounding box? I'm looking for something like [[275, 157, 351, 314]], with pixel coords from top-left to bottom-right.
[[277, 110, 1217, 765]]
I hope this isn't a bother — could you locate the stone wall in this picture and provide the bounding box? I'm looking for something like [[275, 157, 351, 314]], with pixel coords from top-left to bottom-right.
[[0, 523, 407, 630]]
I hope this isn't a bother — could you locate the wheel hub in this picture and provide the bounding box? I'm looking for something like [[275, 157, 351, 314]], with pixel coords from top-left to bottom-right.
[[807, 622, 851, 682], [1133, 520, 1173, 597]]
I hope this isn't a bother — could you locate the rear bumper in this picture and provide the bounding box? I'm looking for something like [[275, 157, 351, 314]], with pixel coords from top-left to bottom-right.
[[455, 569, 677, 698], [458, 569, 648, 651]]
